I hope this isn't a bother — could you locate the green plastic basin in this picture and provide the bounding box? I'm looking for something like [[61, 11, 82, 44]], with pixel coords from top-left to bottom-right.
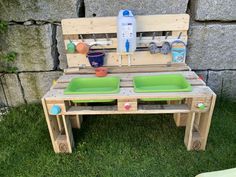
[[133, 74, 192, 101], [64, 76, 120, 103]]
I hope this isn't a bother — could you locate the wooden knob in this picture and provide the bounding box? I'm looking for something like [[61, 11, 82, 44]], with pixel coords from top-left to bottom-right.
[[124, 103, 131, 110]]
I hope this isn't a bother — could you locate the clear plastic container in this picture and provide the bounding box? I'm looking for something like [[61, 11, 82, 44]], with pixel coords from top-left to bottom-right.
[[117, 10, 136, 53]]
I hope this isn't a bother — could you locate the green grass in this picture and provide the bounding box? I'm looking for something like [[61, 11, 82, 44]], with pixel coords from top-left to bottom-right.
[[0, 100, 236, 177]]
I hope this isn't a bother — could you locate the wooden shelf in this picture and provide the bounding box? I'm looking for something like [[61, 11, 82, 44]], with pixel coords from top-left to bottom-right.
[[64, 104, 190, 115]]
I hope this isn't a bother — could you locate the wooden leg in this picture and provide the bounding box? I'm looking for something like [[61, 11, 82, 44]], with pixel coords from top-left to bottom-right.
[[169, 100, 187, 127], [184, 112, 196, 150], [41, 99, 60, 153], [174, 113, 188, 127], [56, 115, 64, 132], [62, 115, 74, 153], [70, 115, 83, 129], [193, 112, 201, 131], [198, 94, 217, 150]]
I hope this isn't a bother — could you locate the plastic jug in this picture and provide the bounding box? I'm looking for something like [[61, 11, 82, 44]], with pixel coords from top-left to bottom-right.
[[117, 10, 136, 53]]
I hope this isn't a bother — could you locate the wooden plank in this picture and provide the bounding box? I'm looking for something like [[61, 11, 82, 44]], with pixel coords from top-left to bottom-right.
[[118, 99, 137, 111], [55, 135, 69, 153], [62, 14, 189, 68], [70, 115, 82, 129], [64, 64, 190, 74], [52, 71, 205, 90], [61, 14, 190, 35], [41, 99, 60, 153], [65, 104, 190, 115], [191, 131, 203, 150], [198, 92, 216, 150], [57, 71, 198, 82], [62, 115, 74, 153], [56, 115, 64, 132], [184, 112, 196, 150], [52, 78, 204, 90], [172, 31, 188, 38], [194, 112, 201, 130], [170, 100, 182, 127], [44, 86, 213, 101], [64, 35, 188, 50], [66, 51, 174, 67]]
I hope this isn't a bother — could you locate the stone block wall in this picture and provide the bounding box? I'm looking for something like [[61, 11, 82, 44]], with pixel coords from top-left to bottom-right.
[[0, 0, 236, 106]]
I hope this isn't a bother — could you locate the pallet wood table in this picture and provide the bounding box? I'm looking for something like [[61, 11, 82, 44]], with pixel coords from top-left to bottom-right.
[[42, 14, 216, 153]]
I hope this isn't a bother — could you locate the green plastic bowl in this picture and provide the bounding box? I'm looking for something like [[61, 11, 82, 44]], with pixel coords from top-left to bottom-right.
[[133, 74, 192, 101]]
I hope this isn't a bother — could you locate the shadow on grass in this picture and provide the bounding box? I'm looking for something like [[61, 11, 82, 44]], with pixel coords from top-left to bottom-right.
[[0, 99, 235, 177]]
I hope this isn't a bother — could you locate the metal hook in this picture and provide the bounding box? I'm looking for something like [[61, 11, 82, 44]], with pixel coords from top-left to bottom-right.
[[152, 32, 156, 40], [165, 32, 169, 39], [93, 34, 96, 42], [139, 33, 143, 41], [178, 32, 182, 39], [79, 34, 84, 42], [105, 34, 109, 41]]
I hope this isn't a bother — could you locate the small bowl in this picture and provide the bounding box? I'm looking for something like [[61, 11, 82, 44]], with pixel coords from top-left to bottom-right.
[[95, 67, 108, 77]]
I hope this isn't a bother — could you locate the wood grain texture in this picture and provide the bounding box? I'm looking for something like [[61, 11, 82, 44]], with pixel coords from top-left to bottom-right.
[[61, 14, 189, 34]]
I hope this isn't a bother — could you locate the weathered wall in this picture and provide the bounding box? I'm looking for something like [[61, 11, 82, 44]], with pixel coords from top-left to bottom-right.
[[0, 0, 236, 106]]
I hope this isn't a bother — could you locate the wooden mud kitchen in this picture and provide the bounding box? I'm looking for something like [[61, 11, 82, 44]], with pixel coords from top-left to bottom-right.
[[42, 12, 216, 153]]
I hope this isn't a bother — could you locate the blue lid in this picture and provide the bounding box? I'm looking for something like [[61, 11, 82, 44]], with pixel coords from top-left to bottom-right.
[[123, 10, 130, 16]]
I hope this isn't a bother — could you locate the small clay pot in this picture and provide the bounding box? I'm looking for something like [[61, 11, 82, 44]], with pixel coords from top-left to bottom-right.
[[76, 42, 89, 54], [95, 67, 108, 77]]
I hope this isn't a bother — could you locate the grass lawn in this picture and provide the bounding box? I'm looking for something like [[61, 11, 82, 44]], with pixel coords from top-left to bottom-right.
[[0, 100, 236, 177]]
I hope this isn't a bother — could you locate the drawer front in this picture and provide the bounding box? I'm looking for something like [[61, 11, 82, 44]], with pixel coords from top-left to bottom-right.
[[118, 99, 137, 111], [46, 102, 66, 115], [191, 97, 212, 112]]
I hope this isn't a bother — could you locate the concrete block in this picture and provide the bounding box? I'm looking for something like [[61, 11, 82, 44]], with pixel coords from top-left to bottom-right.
[[1, 24, 54, 71], [208, 70, 236, 99], [187, 24, 236, 70], [194, 0, 236, 21], [19, 71, 62, 103], [0, 0, 78, 21], [56, 26, 68, 69], [1, 74, 25, 106], [85, 0, 188, 17], [194, 70, 208, 84]]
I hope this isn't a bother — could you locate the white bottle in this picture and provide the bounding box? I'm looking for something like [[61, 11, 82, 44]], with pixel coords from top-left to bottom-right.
[[117, 10, 136, 54]]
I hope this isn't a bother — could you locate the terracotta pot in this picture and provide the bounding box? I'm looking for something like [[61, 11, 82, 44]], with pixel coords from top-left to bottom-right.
[[95, 67, 108, 77], [76, 42, 89, 54]]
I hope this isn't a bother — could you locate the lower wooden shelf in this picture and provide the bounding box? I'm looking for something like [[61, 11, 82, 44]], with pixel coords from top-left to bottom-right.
[[65, 104, 190, 115]]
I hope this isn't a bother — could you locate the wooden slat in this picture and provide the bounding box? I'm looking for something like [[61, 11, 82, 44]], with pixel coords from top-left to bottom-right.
[[57, 71, 199, 83], [66, 51, 175, 67], [184, 112, 196, 150], [64, 64, 190, 74], [61, 14, 190, 35], [53, 71, 204, 88], [41, 99, 60, 152], [53, 79, 204, 90], [64, 35, 188, 50], [44, 86, 213, 101], [62, 14, 190, 69], [65, 104, 190, 115], [62, 115, 74, 153], [198, 92, 217, 150], [52, 71, 205, 90], [70, 115, 82, 129]]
